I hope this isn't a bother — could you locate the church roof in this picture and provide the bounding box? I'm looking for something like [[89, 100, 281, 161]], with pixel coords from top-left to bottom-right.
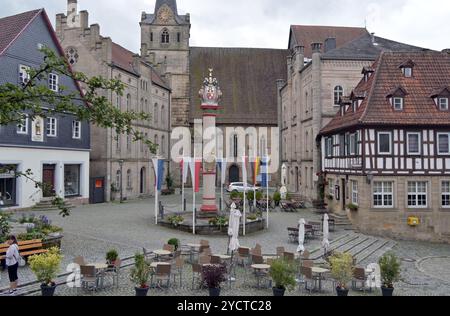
[[189, 47, 288, 125], [155, 0, 178, 15], [289, 25, 367, 58], [320, 51, 450, 135], [321, 33, 428, 61], [141, 0, 189, 25]]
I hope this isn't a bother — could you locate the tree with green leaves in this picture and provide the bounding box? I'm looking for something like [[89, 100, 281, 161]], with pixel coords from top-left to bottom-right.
[[0, 47, 157, 217]]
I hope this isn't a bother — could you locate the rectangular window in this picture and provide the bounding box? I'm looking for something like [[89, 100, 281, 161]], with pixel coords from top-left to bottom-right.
[[48, 73, 59, 92], [349, 133, 356, 155], [325, 137, 333, 157], [439, 98, 449, 111], [328, 179, 335, 196], [351, 180, 359, 205], [64, 164, 80, 197], [393, 97, 403, 110], [378, 132, 392, 155], [72, 121, 81, 139], [19, 65, 30, 85], [442, 181, 450, 208], [177, 32, 181, 42], [373, 181, 394, 208], [407, 132, 421, 155], [46, 117, 57, 137], [438, 133, 450, 154], [150, 32, 153, 42], [17, 116, 28, 134], [408, 181, 428, 208], [403, 67, 412, 77], [339, 134, 345, 156], [127, 134, 131, 151]]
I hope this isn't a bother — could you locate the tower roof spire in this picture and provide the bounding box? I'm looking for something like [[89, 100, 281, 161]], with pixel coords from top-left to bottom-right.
[[154, 0, 178, 14]]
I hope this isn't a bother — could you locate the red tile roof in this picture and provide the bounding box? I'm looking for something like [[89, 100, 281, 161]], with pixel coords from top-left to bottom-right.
[[0, 9, 42, 55], [320, 51, 450, 135], [289, 25, 367, 58]]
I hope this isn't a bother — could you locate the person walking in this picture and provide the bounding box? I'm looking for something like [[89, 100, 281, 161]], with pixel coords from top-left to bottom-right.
[[5, 235, 19, 295]]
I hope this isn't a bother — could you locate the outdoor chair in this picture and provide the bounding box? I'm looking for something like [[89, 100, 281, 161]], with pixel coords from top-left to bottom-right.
[[352, 267, 369, 292], [74, 256, 86, 267], [200, 240, 210, 247], [105, 258, 121, 288], [224, 261, 237, 289], [191, 263, 203, 290], [152, 264, 172, 289], [288, 227, 299, 243], [302, 250, 310, 260], [283, 252, 295, 262], [199, 245, 210, 254], [172, 257, 184, 288], [210, 255, 222, 265], [300, 266, 316, 293], [163, 244, 175, 252], [199, 255, 211, 265], [252, 255, 264, 265], [276, 247, 285, 259], [302, 260, 314, 268], [236, 247, 251, 268], [80, 265, 98, 294], [251, 247, 262, 256]]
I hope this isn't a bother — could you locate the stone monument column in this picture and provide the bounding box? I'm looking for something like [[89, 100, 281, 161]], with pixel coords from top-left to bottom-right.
[[199, 69, 222, 214]]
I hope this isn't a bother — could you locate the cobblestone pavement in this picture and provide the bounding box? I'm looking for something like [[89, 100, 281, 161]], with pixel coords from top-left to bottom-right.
[[1, 192, 450, 296]]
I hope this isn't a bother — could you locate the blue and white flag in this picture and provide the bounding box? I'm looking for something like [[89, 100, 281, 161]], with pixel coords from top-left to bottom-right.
[[152, 158, 165, 191], [260, 156, 270, 188], [217, 158, 227, 185]]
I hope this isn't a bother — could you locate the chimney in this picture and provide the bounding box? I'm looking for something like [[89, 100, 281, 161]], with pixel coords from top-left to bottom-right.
[[324, 38, 336, 53], [311, 42, 322, 53], [371, 32, 377, 44]]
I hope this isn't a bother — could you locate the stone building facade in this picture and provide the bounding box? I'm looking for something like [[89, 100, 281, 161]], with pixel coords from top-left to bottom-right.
[[319, 51, 450, 243], [56, 1, 171, 202], [279, 28, 425, 202]]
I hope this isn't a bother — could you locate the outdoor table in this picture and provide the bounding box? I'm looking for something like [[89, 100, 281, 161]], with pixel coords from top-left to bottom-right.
[[153, 249, 172, 260], [214, 254, 232, 260], [251, 264, 271, 289], [150, 262, 171, 269], [187, 244, 201, 263], [312, 267, 330, 292], [89, 263, 109, 289]]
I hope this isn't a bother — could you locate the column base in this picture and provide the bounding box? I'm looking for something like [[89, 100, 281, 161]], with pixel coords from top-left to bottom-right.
[[200, 205, 219, 213]]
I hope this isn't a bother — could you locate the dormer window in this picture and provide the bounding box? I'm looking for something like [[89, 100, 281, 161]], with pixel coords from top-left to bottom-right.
[[439, 97, 449, 111], [352, 100, 358, 112], [399, 59, 415, 78], [362, 67, 374, 82], [402, 67, 412, 77], [393, 97, 404, 111]]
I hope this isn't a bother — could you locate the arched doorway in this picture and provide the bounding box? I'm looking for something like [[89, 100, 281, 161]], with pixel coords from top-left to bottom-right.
[[140, 167, 146, 194], [228, 165, 240, 183]]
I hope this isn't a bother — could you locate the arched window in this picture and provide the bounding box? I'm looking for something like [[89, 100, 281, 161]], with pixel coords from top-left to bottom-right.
[[161, 29, 170, 44], [127, 170, 132, 189], [334, 86, 344, 105], [116, 170, 121, 188], [154, 134, 159, 154], [161, 105, 165, 126], [161, 135, 165, 155], [126, 94, 131, 111], [116, 94, 121, 109], [233, 134, 238, 158], [154, 103, 159, 124], [144, 99, 148, 113], [140, 98, 144, 113]]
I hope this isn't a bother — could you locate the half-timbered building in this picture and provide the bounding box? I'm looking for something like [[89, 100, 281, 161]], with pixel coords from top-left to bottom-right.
[[319, 51, 450, 243]]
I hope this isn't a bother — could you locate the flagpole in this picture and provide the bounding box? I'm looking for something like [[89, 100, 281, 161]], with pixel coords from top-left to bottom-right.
[[154, 158, 159, 225], [193, 150, 196, 235], [181, 157, 185, 212], [243, 156, 246, 237]]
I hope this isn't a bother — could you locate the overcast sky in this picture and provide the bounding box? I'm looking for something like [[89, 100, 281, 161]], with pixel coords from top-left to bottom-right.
[[1, 0, 450, 52]]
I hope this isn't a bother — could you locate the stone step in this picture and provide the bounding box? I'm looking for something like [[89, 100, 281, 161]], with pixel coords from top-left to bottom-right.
[[356, 240, 397, 266]]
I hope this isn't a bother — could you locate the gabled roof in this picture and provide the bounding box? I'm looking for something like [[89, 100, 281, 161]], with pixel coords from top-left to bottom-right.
[[189, 47, 288, 125], [141, 0, 189, 25], [288, 25, 367, 58], [321, 33, 428, 61], [0, 9, 42, 55], [320, 51, 450, 135]]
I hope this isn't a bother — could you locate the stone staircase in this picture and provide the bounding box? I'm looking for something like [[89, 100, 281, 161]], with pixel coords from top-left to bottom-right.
[[32, 198, 74, 212], [329, 212, 353, 229], [311, 232, 397, 265]]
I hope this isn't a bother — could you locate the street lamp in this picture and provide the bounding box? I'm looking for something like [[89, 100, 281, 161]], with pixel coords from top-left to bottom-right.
[[118, 159, 124, 203]]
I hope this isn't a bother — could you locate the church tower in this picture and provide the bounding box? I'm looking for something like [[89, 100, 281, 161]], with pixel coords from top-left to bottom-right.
[[141, 0, 191, 127]]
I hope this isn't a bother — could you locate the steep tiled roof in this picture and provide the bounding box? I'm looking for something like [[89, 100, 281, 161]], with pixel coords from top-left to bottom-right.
[[0, 9, 42, 55], [111, 42, 137, 75], [320, 51, 450, 135], [189, 47, 288, 125], [322, 33, 428, 60], [150, 66, 170, 90], [289, 25, 367, 58]]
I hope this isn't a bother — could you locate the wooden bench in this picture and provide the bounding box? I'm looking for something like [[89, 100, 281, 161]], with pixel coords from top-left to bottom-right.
[[0, 239, 49, 261]]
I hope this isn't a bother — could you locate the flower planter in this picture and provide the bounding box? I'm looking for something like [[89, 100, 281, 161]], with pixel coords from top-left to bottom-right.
[[135, 287, 150, 297], [336, 287, 349, 296], [272, 287, 286, 297], [209, 288, 221, 297], [381, 286, 394, 297], [41, 283, 57, 296]]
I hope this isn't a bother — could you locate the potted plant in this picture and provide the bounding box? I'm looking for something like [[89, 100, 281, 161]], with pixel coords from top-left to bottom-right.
[[202, 264, 227, 296], [28, 247, 63, 296], [346, 203, 359, 212], [130, 253, 152, 296], [247, 214, 258, 222], [273, 192, 281, 207], [168, 238, 180, 251], [329, 252, 354, 296], [379, 252, 401, 297], [216, 216, 229, 231], [106, 249, 119, 266], [167, 215, 184, 227], [269, 258, 296, 296]]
